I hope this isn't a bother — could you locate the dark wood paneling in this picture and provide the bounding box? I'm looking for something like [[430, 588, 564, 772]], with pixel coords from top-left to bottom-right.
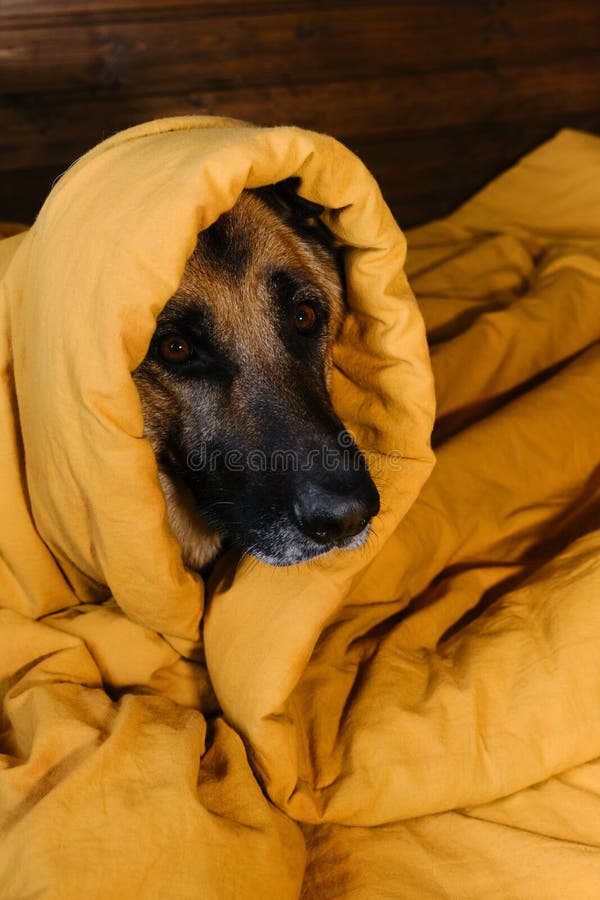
[[352, 114, 600, 224], [1, 0, 600, 226], [2, 4, 600, 94], [3, 61, 600, 171], [0, 0, 361, 17], [6, 115, 600, 229]]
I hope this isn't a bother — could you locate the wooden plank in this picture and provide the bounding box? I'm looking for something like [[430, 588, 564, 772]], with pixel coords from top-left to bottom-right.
[[2, 3, 599, 94], [2, 0, 599, 32], [0, 0, 317, 18], [6, 9, 421, 94], [0, 0, 379, 24], [352, 116, 600, 226], [4, 116, 600, 229], [0, 165, 59, 225], [2, 60, 600, 173]]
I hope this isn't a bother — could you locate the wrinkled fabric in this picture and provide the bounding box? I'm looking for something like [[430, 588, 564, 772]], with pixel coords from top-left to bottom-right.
[[1, 121, 599, 897], [0, 116, 432, 898]]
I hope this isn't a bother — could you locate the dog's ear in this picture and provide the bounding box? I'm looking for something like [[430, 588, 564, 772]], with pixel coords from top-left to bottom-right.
[[253, 178, 340, 256], [253, 177, 325, 228], [267, 177, 325, 223]]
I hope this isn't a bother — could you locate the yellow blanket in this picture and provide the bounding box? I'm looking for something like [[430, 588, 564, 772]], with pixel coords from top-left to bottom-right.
[[1, 119, 599, 897]]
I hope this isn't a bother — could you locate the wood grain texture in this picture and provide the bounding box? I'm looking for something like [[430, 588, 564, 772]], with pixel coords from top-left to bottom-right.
[[1, 0, 600, 226], [3, 4, 600, 93]]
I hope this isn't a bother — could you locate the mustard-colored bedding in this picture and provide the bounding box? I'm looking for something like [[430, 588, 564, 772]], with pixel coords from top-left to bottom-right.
[[1, 120, 599, 898]]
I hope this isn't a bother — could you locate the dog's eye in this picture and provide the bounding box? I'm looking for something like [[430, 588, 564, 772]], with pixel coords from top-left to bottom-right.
[[294, 301, 319, 335], [158, 335, 192, 364]]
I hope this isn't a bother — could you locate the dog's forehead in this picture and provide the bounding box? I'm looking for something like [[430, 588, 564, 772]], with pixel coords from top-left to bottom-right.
[[162, 191, 344, 356], [195, 197, 256, 280], [196, 191, 336, 287]]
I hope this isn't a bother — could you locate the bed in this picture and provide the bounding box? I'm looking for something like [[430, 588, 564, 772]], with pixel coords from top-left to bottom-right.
[[1, 4, 600, 899]]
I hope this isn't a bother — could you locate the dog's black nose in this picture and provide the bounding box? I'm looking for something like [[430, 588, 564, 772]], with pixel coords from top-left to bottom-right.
[[293, 478, 380, 545]]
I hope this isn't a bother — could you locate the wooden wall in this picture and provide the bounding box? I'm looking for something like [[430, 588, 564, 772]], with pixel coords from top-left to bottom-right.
[[2, 0, 600, 226]]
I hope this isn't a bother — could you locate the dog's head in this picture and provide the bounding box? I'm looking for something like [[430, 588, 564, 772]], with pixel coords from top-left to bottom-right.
[[133, 179, 379, 569]]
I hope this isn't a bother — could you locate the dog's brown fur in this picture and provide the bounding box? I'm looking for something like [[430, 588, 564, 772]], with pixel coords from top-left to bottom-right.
[[133, 182, 378, 570]]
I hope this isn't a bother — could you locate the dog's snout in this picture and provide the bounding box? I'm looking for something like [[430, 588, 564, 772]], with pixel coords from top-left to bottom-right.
[[293, 478, 380, 545]]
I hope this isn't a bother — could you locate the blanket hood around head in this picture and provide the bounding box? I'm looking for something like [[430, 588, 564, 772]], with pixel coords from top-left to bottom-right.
[[0, 117, 435, 640], [0, 115, 434, 701]]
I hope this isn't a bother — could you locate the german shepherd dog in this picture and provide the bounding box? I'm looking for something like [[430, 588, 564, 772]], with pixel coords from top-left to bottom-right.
[[133, 179, 380, 570]]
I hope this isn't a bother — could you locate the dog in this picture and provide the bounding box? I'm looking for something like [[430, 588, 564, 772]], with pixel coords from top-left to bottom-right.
[[133, 179, 380, 571]]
